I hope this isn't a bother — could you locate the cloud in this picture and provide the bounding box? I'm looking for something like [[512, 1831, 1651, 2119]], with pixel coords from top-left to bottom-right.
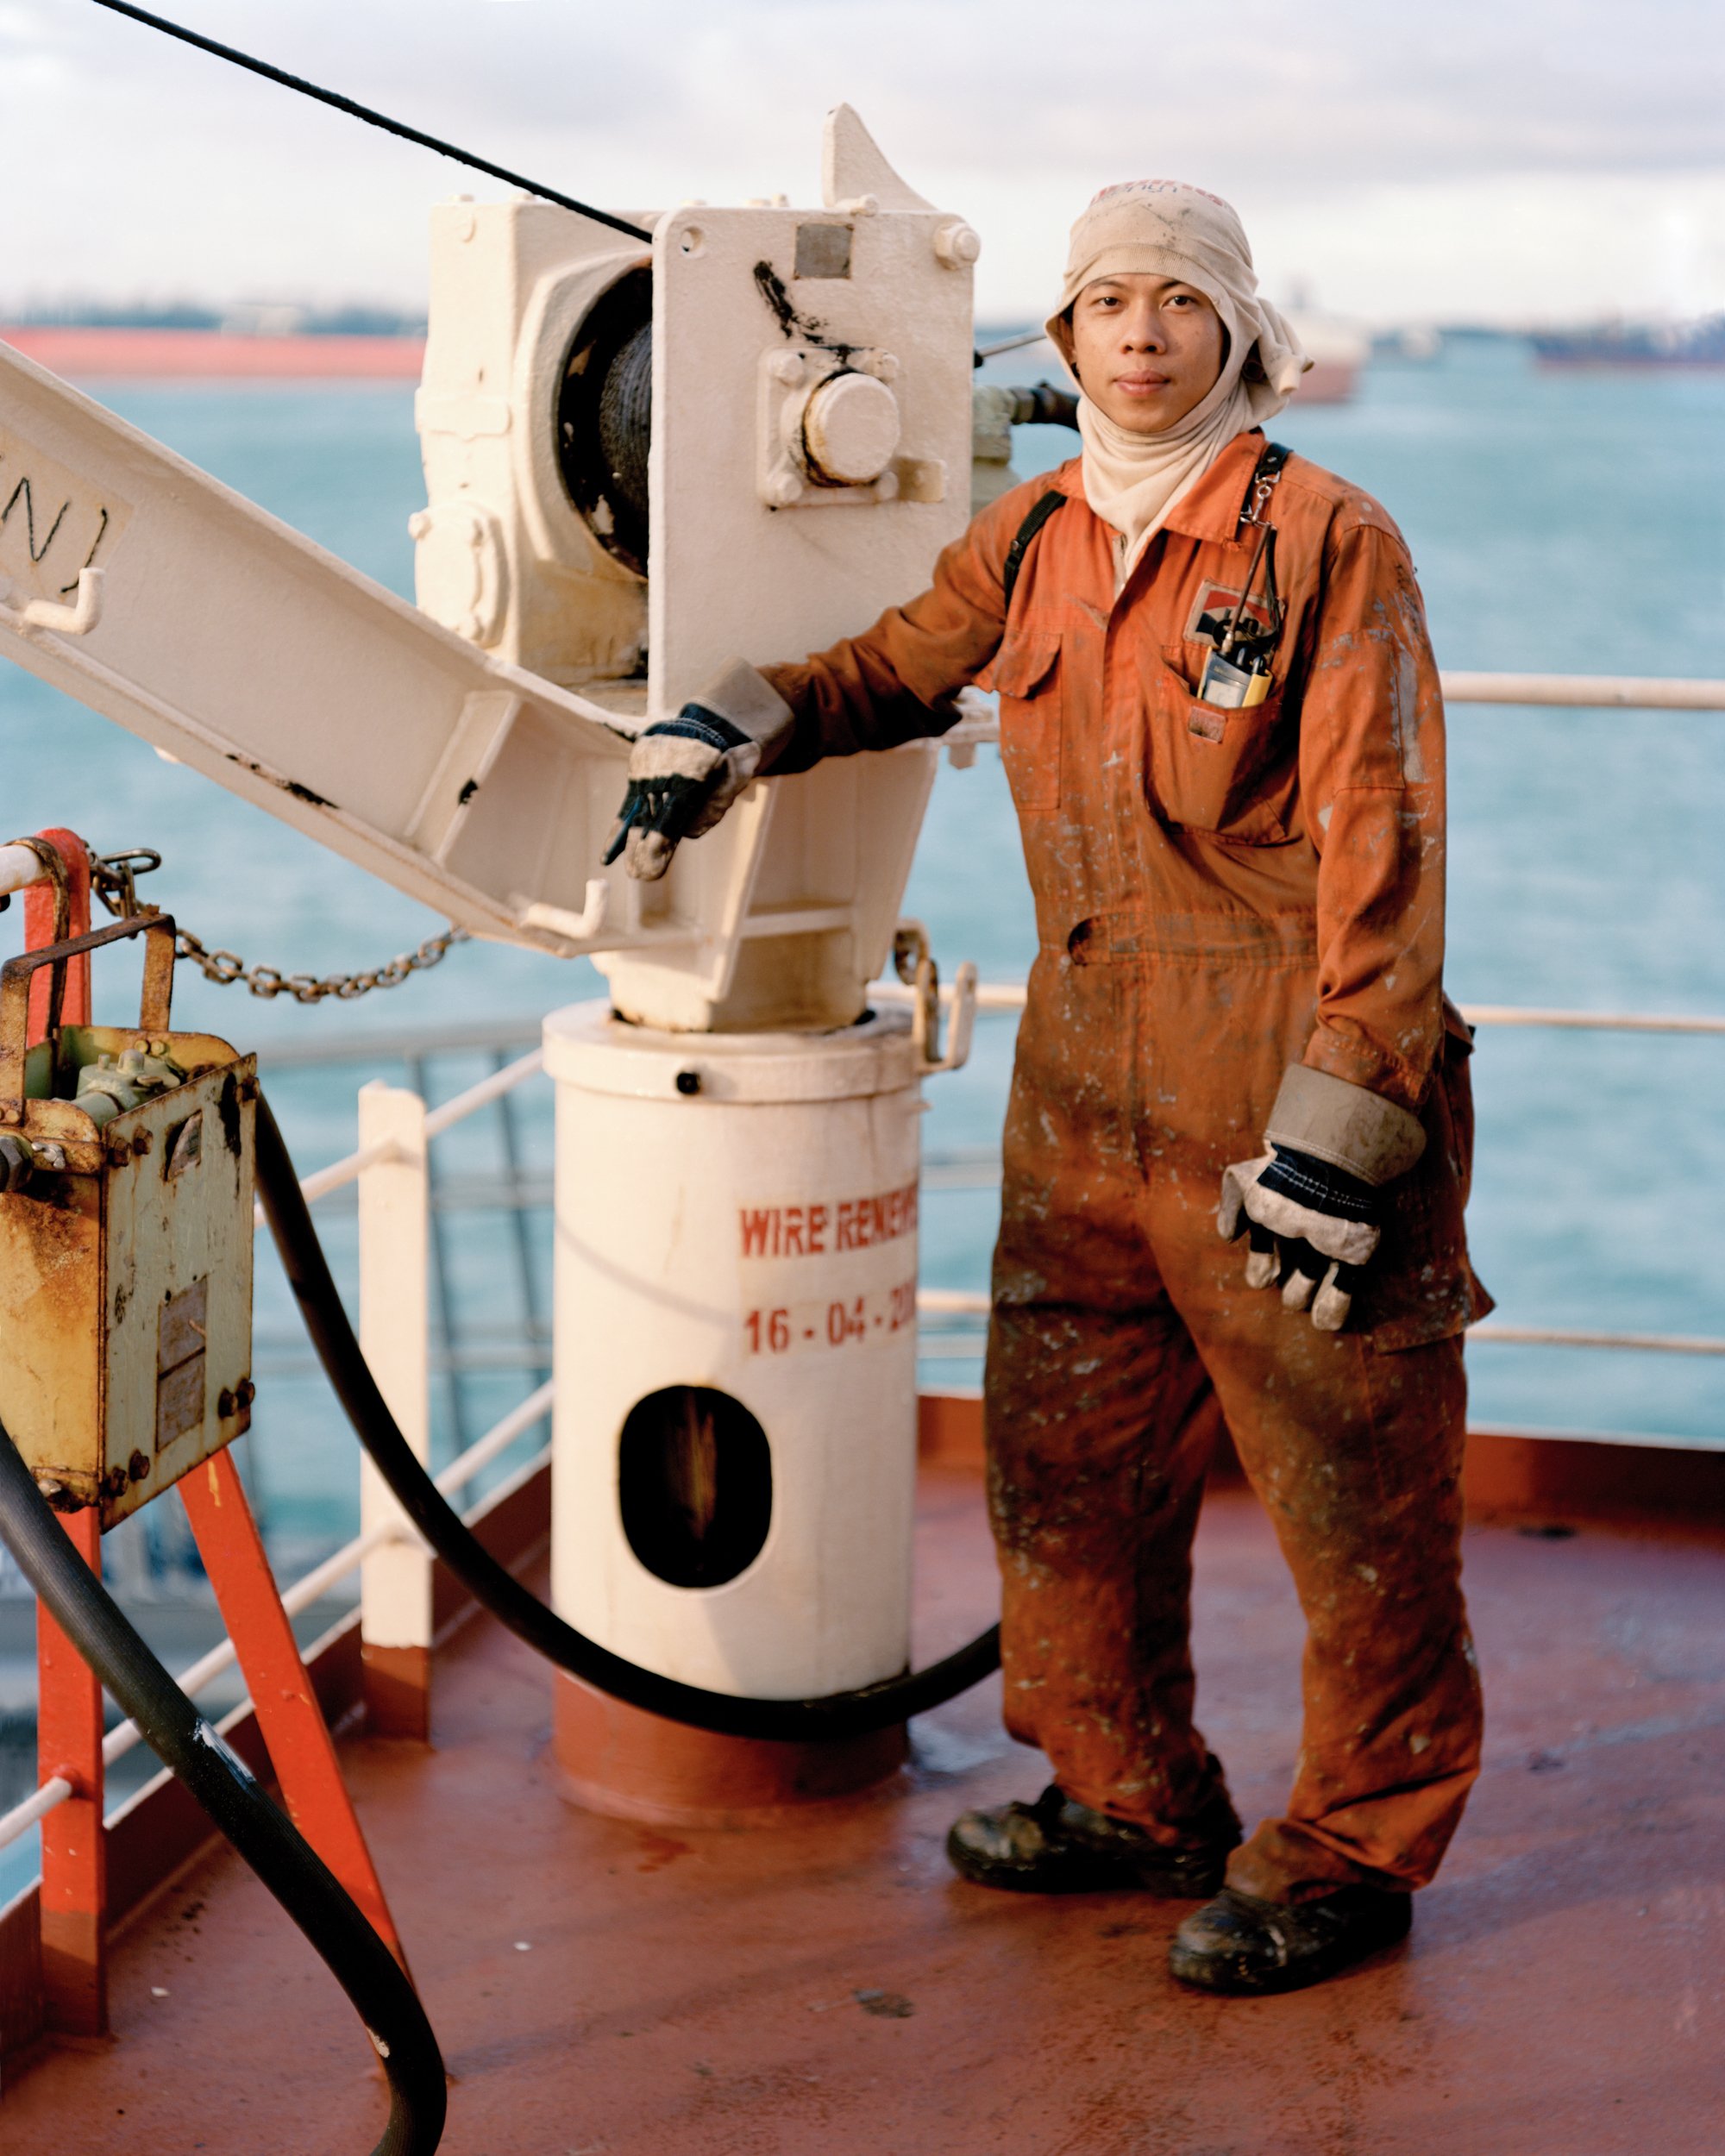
[[2, 0, 1722, 318]]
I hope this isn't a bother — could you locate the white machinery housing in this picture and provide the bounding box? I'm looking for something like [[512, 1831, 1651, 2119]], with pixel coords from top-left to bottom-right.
[[0, 107, 980, 1760]]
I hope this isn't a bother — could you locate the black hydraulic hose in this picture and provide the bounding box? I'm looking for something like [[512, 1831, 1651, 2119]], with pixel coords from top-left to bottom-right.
[[254, 1092, 1000, 1740], [0, 1431, 445, 2156], [87, 1, 654, 244]]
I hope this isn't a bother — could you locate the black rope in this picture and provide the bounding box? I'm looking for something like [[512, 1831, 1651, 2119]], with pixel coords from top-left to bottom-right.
[[87, 0, 653, 245], [254, 1091, 1001, 1741]]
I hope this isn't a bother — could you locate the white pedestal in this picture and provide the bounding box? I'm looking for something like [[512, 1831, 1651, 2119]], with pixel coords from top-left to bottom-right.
[[544, 1000, 923, 1704]]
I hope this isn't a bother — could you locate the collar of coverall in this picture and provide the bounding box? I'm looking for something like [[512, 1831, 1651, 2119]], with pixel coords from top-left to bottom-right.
[[1051, 428, 1272, 548]]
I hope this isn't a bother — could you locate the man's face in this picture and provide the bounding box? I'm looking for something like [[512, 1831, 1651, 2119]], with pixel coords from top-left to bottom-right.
[[1069, 274, 1226, 436]]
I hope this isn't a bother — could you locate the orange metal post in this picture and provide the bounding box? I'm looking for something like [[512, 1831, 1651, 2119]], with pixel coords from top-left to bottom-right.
[[35, 1509, 109, 2039], [28, 828, 107, 2036], [179, 1451, 407, 1969], [22, 827, 92, 1033]]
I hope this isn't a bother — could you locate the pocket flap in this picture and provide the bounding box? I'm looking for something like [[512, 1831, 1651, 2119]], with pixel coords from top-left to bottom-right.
[[982, 630, 1060, 700]]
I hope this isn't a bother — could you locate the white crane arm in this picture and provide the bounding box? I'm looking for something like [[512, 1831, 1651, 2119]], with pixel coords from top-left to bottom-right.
[[0, 335, 640, 956]]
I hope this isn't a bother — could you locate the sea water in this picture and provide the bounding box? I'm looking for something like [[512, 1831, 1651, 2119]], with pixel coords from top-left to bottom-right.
[[0, 336, 1720, 1601]]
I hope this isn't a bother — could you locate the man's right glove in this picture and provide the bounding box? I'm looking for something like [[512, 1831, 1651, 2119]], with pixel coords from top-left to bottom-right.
[[1218, 1064, 1427, 1332], [603, 661, 793, 882]]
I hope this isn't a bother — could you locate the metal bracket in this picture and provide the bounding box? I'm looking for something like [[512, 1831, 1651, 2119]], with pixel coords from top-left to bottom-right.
[[0, 912, 177, 1124], [517, 881, 612, 950], [0, 567, 106, 639], [894, 919, 978, 1075]]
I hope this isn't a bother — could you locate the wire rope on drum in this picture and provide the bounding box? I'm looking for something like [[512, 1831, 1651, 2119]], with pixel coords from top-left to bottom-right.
[[254, 1093, 1002, 1741], [0, 1428, 447, 2156]]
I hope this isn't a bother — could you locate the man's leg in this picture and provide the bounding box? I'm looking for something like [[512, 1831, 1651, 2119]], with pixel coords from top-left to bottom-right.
[[1192, 1319, 1480, 1901], [1146, 1157, 1481, 1986], [984, 1263, 1233, 1847], [969, 1018, 1240, 1861]]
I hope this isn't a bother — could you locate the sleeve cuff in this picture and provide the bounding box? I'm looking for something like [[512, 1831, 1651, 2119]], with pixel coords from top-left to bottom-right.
[[686, 659, 794, 755], [1264, 1063, 1427, 1188]]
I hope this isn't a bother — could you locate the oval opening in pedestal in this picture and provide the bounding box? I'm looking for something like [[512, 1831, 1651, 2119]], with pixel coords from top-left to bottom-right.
[[618, 1386, 773, 1589]]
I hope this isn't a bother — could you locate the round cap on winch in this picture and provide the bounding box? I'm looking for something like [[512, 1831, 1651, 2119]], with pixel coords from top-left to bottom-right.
[[800, 371, 901, 488]]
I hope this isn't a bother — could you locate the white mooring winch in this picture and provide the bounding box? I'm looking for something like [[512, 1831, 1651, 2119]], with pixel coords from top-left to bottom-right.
[[0, 104, 982, 1813]]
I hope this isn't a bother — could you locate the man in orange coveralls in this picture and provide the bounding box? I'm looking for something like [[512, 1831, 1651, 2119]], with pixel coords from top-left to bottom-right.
[[605, 179, 1490, 1996]]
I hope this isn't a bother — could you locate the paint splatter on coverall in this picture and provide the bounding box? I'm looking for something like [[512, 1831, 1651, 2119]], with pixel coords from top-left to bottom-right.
[[759, 427, 1490, 1902]]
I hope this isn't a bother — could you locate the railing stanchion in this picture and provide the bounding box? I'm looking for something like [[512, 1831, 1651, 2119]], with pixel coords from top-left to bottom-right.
[[35, 1507, 107, 2038], [358, 1080, 435, 1739]]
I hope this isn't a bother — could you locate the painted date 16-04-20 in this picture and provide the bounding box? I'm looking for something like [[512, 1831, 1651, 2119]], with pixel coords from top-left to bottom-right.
[[744, 1281, 918, 1357]]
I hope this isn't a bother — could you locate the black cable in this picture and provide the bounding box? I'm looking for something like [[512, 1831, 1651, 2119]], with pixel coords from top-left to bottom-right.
[[254, 1092, 1000, 1741], [0, 1431, 445, 2156], [86, 0, 653, 245]]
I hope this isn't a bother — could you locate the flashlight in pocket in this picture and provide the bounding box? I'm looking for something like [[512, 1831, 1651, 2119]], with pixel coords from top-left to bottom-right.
[[1197, 647, 1273, 709]]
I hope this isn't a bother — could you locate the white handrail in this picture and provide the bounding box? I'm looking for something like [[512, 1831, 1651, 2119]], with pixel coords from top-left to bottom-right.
[[0, 1382, 554, 1852], [1458, 1007, 1725, 1037], [1470, 1325, 1725, 1357], [424, 1049, 545, 1138], [253, 1046, 546, 1225], [944, 676, 1725, 743], [1440, 672, 1725, 711], [0, 1776, 74, 1852], [874, 978, 1725, 1037]]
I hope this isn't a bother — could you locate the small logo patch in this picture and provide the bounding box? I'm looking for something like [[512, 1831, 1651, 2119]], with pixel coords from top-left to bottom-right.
[[1185, 580, 1282, 649]]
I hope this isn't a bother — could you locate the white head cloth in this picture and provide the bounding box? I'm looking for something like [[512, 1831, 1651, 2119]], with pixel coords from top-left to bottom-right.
[[1044, 179, 1310, 572]]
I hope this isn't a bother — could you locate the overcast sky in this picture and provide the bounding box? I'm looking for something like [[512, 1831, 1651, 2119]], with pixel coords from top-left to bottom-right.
[[3, 0, 1722, 324]]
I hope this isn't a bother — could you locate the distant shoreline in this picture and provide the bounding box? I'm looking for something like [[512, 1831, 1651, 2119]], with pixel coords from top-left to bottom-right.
[[0, 324, 425, 380]]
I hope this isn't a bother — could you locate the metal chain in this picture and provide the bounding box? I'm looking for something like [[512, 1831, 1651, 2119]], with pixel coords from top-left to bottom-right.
[[172, 924, 470, 1004], [88, 847, 469, 1004]]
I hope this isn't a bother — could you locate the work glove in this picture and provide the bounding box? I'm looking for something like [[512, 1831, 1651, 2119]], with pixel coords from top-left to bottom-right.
[[603, 661, 793, 881], [1218, 1065, 1427, 1333]]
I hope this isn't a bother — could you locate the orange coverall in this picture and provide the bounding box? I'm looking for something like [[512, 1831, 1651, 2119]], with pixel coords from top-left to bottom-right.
[[761, 427, 1489, 1901]]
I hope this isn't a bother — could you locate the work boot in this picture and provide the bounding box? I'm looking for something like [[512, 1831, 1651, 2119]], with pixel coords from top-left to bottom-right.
[[946, 1783, 1237, 1896], [1168, 1884, 1413, 1995]]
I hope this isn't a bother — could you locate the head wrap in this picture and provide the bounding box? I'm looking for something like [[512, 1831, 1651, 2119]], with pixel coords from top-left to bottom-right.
[[1044, 179, 1309, 575]]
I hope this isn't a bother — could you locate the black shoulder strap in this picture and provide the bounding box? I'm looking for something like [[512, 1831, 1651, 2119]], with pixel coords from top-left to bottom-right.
[[1000, 488, 1066, 613], [1239, 440, 1291, 532]]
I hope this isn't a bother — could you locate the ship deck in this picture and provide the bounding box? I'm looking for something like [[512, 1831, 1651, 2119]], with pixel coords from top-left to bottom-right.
[[4, 1453, 1722, 2155]]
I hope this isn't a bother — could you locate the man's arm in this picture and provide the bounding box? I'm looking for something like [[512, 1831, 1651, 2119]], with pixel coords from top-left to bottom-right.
[[1295, 512, 1448, 1116], [605, 480, 1044, 875], [754, 480, 1038, 774], [1217, 509, 1446, 1332]]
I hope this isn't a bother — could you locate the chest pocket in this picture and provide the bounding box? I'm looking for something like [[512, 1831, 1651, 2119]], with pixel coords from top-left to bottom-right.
[[991, 629, 1063, 813], [1144, 645, 1298, 844]]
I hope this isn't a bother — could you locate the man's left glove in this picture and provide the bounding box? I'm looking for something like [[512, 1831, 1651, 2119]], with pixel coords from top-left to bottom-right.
[[1219, 1065, 1427, 1332], [603, 661, 794, 881]]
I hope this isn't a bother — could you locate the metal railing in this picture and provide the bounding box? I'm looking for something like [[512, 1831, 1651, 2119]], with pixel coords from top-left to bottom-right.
[[935, 674, 1725, 762], [1, 1049, 555, 1859], [0, 1387, 554, 1854], [900, 980, 1725, 1369], [3, 661, 1722, 1865]]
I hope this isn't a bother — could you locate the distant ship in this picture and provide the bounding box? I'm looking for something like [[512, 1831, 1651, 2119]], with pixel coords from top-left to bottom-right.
[[1282, 309, 1367, 405], [0, 305, 426, 380], [1531, 314, 1725, 369], [0, 324, 426, 380]]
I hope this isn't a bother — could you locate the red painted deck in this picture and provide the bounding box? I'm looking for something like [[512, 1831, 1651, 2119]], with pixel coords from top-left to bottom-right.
[[3, 1462, 1723, 2153]]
